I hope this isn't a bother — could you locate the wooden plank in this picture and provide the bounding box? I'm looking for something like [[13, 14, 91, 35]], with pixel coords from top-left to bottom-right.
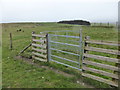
[[83, 66, 118, 79], [32, 56, 47, 62], [32, 47, 47, 53], [32, 52, 47, 58], [32, 43, 46, 48], [83, 60, 118, 71], [85, 47, 120, 55], [19, 43, 32, 55], [32, 34, 46, 38], [82, 73, 118, 87], [86, 40, 120, 44], [86, 40, 120, 46], [32, 39, 46, 43], [84, 54, 119, 63]]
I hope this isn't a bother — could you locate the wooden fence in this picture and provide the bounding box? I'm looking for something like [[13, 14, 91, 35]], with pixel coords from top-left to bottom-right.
[[82, 36, 119, 87], [32, 32, 48, 62]]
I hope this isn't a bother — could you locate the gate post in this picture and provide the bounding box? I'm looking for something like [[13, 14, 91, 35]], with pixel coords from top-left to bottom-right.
[[46, 34, 51, 62], [79, 29, 83, 69], [32, 31, 35, 62], [82, 36, 90, 72]]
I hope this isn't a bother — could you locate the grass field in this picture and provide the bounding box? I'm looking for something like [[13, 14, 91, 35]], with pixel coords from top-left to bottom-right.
[[2, 22, 118, 88]]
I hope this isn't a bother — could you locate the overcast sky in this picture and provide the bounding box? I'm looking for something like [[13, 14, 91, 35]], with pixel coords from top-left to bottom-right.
[[0, 0, 119, 23]]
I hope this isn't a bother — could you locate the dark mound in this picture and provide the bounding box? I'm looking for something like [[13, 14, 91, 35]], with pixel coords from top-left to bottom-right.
[[58, 20, 91, 25]]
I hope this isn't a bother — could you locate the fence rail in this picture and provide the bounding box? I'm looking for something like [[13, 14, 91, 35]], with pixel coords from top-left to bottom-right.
[[32, 34, 46, 38], [32, 39, 46, 43], [83, 60, 118, 71], [32, 56, 47, 62], [82, 73, 118, 87], [32, 43, 47, 49], [85, 47, 120, 55], [82, 66, 118, 79], [86, 40, 120, 46], [32, 47, 47, 53], [84, 53, 119, 63], [32, 52, 47, 58]]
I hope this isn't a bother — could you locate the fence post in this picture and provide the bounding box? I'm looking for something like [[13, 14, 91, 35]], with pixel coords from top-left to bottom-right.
[[47, 34, 51, 62], [32, 31, 35, 41], [79, 29, 82, 69], [55, 32, 58, 53], [32, 31, 35, 61], [9, 33, 12, 50], [40, 32, 44, 55], [85, 36, 90, 47], [82, 36, 90, 72], [118, 44, 120, 89], [112, 59, 119, 88]]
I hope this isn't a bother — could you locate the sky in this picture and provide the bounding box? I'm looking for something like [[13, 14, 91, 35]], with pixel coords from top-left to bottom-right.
[[0, 0, 119, 23]]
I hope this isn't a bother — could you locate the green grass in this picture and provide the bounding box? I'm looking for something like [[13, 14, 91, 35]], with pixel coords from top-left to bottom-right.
[[2, 22, 118, 88], [0, 46, 2, 89], [2, 58, 85, 88]]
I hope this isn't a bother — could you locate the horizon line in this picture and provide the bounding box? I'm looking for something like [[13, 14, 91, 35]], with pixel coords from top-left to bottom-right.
[[0, 21, 117, 24]]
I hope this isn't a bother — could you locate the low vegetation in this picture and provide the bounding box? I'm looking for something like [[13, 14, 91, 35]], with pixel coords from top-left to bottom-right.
[[2, 22, 118, 88]]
